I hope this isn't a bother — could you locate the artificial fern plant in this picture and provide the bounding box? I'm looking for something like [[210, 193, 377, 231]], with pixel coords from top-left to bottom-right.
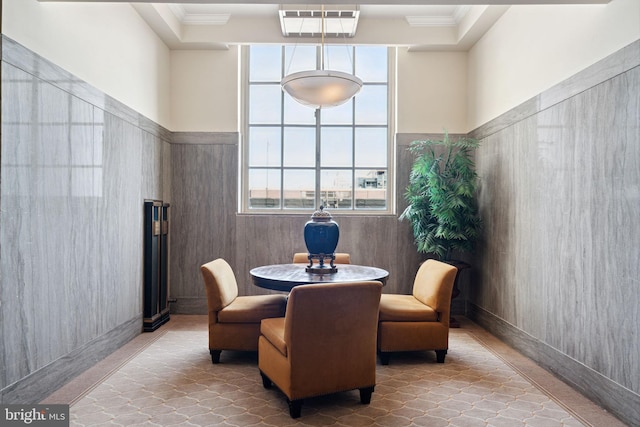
[[400, 132, 481, 262]]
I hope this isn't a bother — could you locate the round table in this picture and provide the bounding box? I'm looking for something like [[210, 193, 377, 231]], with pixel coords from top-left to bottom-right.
[[250, 263, 389, 292]]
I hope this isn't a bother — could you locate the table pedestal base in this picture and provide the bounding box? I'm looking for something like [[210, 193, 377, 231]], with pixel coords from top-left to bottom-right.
[[305, 266, 338, 274]]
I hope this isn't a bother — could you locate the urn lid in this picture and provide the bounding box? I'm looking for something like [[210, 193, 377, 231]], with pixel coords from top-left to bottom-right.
[[310, 206, 332, 222]]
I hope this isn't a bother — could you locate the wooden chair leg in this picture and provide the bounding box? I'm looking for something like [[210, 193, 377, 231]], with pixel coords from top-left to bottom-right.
[[288, 399, 302, 418], [359, 386, 374, 404], [260, 371, 272, 389], [379, 352, 391, 365], [210, 349, 221, 364], [435, 349, 447, 363]]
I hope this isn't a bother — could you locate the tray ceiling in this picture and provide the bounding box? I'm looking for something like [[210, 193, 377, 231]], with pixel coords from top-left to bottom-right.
[[37, 1, 612, 50]]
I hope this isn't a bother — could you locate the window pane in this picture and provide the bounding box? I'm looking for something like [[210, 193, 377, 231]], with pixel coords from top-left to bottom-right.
[[321, 169, 352, 210], [284, 127, 315, 167], [249, 127, 281, 167], [249, 168, 281, 209], [355, 170, 387, 209], [355, 128, 387, 167], [321, 127, 352, 167], [250, 85, 282, 124], [355, 46, 387, 82], [355, 85, 387, 125], [321, 100, 352, 125], [250, 45, 282, 82], [284, 169, 316, 209], [284, 45, 316, 74], [284, 95, 316, 125], [323, 45, 353, 73], [246, 44, 390, 213]]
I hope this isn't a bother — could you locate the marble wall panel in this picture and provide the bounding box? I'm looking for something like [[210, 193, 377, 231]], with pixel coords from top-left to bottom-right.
[[1, 37, 168, 402], [1, 63, 111, 384], [162, 141, 172, 204], [168, 135, 238, 312], [141, 131, 165, 202], [471, 44, 640, 414], [395, 134, 431, 295], [99, 113, 145, 327], [1, 63, 40, 390]]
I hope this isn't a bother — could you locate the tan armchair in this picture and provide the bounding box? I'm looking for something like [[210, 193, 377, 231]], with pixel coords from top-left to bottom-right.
[[377, 259, 457, 365], [258, 281, 383, 418], [201, 258, 287, 364], [292, 252, 351, 264]]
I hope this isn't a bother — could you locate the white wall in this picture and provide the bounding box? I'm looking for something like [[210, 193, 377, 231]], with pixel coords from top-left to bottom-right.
[[170, 49, 239, 132], [467, 0, 640, 130], [3, 0, 171, 128], [5, 0, 638, 134], [397, 50, 468, 134]]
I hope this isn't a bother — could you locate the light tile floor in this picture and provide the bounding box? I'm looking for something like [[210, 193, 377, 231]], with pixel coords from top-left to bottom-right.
[[43, 316, 627, 427]]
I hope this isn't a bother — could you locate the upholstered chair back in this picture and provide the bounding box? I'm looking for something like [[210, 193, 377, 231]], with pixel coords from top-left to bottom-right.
[[201, 258, 239, 313], [412, 259, 458, 314], [284, 281, 380, 379]]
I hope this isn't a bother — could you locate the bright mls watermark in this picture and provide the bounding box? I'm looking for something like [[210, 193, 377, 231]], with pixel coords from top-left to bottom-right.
[[1, 405, 69, 426]]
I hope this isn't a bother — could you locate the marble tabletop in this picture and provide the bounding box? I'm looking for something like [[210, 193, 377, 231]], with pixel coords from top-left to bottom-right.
[[250, 263, 389, 292]]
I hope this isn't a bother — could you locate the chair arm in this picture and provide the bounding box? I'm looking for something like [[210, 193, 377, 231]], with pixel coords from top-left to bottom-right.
[[261, 317, 287, 357]]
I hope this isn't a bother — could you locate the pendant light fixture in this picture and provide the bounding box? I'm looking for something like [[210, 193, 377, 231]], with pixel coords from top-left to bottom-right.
[[281, 5, 363, 109]]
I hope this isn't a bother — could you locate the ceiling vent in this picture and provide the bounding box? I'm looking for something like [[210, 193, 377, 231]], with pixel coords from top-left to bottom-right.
[[279, 5, 360, 38]]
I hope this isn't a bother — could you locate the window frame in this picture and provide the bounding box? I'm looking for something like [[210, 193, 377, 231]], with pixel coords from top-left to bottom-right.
[[240, 45, 396, 215]]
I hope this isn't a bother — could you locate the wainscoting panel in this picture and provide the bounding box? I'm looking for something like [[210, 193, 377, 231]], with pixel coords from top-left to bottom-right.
[[0, 36, 169, 403], [396, 134, 422, 282], [470, 41, 640, 425], [168, 133, 238, 313], [100, 113, 145, 328]]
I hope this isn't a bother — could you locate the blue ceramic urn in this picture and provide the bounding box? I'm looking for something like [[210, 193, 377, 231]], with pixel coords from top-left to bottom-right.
[[304, 206, 339, 273]]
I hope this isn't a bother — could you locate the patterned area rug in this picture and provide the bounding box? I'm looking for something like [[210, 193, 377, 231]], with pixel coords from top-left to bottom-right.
[[67, 327, 596, 426]]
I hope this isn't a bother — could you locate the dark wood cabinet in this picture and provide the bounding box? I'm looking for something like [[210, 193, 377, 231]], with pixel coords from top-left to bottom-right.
[[143, 200, 170, 332]]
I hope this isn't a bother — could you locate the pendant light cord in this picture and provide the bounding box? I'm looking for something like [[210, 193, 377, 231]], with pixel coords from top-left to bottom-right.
[[321, 5, 325, 70], [284, 5, 325, 74]]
